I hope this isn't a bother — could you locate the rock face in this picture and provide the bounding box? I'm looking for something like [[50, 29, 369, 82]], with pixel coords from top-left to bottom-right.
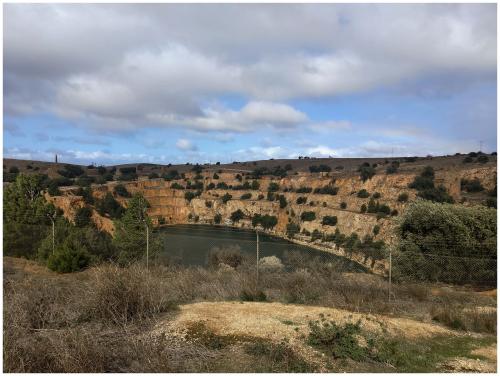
[[51, 162, 496, 251]]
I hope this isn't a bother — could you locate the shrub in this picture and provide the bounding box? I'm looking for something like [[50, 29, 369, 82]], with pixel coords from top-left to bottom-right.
[[360, 204, 367, 213], [252, 214, 278, 229], [372, 192, 381, 199], [373, 225, 380, 235], [221, 193, 232, 204], [357, 189, 369, 198], [258, 194, 265, 200], [296, 196, 307, 205], [74, 207, 93, 228], [47, 181, 61, 196], [313, 186, 339, 195], [208, 246, 244, 269], [309, 165, 331, 173], [96, 193, 124, 219], [216, 182, 228, 189], [212, 173, 219, 179], [340, 202, 347, 209], [278, 195, 287, 209], [398, 192, 409, 202], [9, 166, 19, 173], [296, 187, 312, 193], [47, 240, 91, 273], [486, 197, 496, 208], [307, 319, 366, 360], [114, 184, 131, 197], [286, 223, 300, 238], [268, 182, 280, 192], [214, 213, 222, 224], [75, 175, 95, 187], [395, 201, 497, 284], [409, 166, 453, 203], [118, 172, 138, 181], [386, 161, 400, 174], [477, 155, 489, 164], [230, 209, 245, 223], [251, 180, 260, 190], [58, 164, 85, 178], [171, 182, 185, 190], [461, 178, 484, 193], [463, 156, 474, 163], [300, 211, 316, 222], [322, 216, 337, 226], [184, 190, 201, 202], [240, 193, 252, 200], [358, 164, 376, 182]]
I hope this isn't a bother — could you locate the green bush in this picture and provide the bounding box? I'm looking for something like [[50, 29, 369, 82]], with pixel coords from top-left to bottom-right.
[[296, 187, 312, 193], [96, 193, 124, 219], [340, 202, 347, 209], [240, 193, 252, 200], [252, 214, 278, 229], [230, 209, 245, 223], [461, 178, 484, 193], [216, 182, 228, 189], [309, 165, 331, 173], [357, 189, 370, 198], [184, 190, 201, 202], [395, 200, 497, 284], [268, 182, 280, 192], [300, 211, 316, 221], [307, 319, 366, 360], [47, 241, 91, 273], [278, 195, 287, 209], [171, 182, 185, 190], [409, 166, 453, 203], [286, 223, 300, 238], [372, 192, 381, 199], [221, 193, 232, 204], [114, 184, 130, 197], [358, 164, 376, 182], [74, 207, 93, 228], [322, 216, 337, 226], [296, 196, 307, 205], [373, 225, 380, 235], [477, 155, 489, 164], [398, 192, 409, 202], [214, 213, 222, 224], [360, 204, 367, 213], [313, 186, 339, 195]]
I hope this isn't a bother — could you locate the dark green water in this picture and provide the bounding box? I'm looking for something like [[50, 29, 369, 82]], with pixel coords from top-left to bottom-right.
[[153, 224, 366, 272]]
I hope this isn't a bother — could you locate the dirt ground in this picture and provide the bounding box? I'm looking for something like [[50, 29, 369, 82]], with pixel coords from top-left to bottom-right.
[[155, 301, 497, 372]]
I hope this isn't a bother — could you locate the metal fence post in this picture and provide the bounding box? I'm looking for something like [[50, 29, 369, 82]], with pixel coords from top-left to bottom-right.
[[256, 230, 260, 287], [388, 248, 392, 302]]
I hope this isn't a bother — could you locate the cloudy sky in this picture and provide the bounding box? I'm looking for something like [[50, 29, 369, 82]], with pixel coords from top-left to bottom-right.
[[4, 3, 497, 165]]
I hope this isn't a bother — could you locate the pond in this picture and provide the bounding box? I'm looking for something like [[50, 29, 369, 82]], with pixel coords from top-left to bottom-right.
[[153, 224, 366, 272]]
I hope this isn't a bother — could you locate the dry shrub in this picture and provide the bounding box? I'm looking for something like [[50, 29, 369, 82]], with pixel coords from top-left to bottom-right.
[[431, 304, 497, 334], [85, 264, 177, 325], [4, 276, 82, 330]]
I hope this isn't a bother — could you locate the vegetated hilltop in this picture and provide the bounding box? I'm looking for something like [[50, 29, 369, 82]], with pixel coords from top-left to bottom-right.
[[4, 152, 497, 272]]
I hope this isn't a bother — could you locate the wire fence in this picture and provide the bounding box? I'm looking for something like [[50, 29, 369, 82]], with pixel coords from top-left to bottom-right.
[[5, 221, 497, 301]]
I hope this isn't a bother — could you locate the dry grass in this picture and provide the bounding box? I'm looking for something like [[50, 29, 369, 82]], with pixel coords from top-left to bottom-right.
[[3, 258, 497, 372]]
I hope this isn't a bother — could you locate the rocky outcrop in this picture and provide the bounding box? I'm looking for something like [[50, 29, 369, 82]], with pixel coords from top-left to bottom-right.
[[51, 162, 496, 249]]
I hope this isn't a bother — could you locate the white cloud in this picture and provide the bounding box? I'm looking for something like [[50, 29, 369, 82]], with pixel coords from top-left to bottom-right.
[[4, 4, 496, 135], [176, 138, 197, 151], [305, 145, 337, 157]]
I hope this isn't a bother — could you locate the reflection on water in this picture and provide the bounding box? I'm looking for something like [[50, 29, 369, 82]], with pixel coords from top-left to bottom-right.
[[153, 224, 366, 272]]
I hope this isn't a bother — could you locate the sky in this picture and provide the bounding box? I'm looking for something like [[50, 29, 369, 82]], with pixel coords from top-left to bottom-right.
[[3, 3, 497, 165]]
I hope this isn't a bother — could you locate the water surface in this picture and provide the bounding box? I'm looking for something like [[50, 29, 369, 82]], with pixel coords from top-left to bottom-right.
[[154, 224, 366, 272]]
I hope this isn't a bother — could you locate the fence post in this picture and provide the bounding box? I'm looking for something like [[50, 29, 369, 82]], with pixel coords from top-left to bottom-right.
[[256, 230, 260, 286], [388, 248, 392, 302]]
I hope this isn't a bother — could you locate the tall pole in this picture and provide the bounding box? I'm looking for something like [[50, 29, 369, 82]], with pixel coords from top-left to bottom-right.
[[145, 221, 149, 270], [47, 211, 56, 255], [256, 230, 260, 285], [388, 248, 392, 302]]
